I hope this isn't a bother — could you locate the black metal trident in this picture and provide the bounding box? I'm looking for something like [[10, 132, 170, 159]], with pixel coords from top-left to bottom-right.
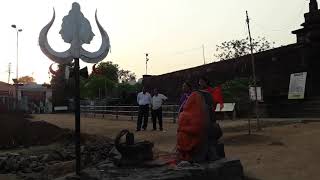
[[39, 2, 110, 175]]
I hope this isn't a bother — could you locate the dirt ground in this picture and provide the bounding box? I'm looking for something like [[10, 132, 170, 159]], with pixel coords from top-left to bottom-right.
[[29, 114, 320, 180]]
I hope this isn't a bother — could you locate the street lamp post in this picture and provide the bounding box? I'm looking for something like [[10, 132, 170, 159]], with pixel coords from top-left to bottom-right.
[[11, 24, 22, 80]]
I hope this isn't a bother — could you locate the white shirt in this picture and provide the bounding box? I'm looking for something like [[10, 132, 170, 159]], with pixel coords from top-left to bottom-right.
[[152, 94, 168, 110], [137, 92, 152, 105]]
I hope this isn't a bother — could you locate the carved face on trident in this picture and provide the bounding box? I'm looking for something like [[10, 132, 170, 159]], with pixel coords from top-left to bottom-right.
[[39, 2, 110, 63]]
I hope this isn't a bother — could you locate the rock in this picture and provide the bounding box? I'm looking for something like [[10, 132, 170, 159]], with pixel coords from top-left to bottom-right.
[[62, 170, 101, 180], [30, 161, 38, 169], [97, 162, 115, 170], [66, 175, 81, 180], [47, 161, 75, 178], [22, 168, 33, 173], [20, 158, 32, 171], [49, 160, 63, 165], [66, 152, 76, 160], [8, 153, 20, 157], [0, 157, 7, 170], [80, 146, 85, 153], [48, 151, 64, 161], [32, 166, 45, 172], [5, 157, 18, 172], [0, 156, 8, 161], [29, 156, 39, 161], [22, 173, 41, 180], [12, 161, 20, 171], [42, 154, 50, 162], [108, 147, 121, 160], [0, 161, 5, 170]]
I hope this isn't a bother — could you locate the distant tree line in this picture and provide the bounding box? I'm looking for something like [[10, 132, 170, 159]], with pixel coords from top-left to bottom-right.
[[50, 61, 141, 106]]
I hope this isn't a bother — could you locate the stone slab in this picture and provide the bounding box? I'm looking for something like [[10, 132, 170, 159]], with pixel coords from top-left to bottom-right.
[[55, 158, 244, 180]]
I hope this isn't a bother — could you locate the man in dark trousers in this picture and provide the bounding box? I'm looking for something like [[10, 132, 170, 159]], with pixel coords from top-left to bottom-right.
[[136, 87, 151, 131], [151, 88, 168, 131]]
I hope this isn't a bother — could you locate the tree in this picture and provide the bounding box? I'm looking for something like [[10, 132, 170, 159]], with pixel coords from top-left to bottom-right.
[[118, 69, 136, 83], [215, 36, 275, 61], [50, 63, 74, 106], [80, 61, 138, 101], [94, 61, 119, 83], [222, 78, 250, 103], [18, 76, 35, 84], [81, 76, 115, 99], [221, 78, 254, 119], [116, 82, 142, 104]]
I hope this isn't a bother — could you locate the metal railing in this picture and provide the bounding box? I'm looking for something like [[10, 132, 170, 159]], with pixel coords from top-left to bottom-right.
[[80, 104, 180, 123], [0, 96, 16, 112]]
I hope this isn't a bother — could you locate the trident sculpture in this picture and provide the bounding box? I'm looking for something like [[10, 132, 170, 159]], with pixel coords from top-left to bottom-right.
[[39, 2, 110, 175]]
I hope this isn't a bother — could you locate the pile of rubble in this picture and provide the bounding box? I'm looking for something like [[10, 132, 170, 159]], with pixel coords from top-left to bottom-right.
[[0, 113, 114, 179], [0, 113, 72, 149], [0, 139, 113, 179]]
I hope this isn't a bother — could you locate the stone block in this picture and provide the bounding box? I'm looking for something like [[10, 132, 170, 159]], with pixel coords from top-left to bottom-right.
[[55, 158, 243, 180]]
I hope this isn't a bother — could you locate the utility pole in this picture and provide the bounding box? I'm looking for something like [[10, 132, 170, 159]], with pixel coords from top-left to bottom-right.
[[7, 62, 12, 84], [145, 53, 149, 75], [202, 44, 206, 64], [246, 11, 261, 131]]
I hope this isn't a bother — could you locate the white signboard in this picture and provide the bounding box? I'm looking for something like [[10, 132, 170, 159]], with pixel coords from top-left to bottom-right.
[[288, 72, 307, 99], [249, 86, 263, 101], [215, 103, 235, 112]]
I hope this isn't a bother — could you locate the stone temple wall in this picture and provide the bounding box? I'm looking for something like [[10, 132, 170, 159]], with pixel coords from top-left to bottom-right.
[[143, 44, 311, 103], [143, 43, 320, 117]]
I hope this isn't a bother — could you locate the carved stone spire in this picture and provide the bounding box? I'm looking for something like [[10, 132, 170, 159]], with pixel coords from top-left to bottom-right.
[[292, 0, 320, 43], [310, 0, 319, 13]]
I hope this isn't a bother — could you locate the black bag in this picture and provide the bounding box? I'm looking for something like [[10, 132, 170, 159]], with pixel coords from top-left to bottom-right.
[[197, 90, 223, 140], [216, 142, 225, 158], [212, 123, 223, 140]]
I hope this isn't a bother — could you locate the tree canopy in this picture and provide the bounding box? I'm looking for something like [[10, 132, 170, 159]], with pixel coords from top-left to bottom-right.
[[118, 69, 136, 83], [215, 36, 275, 61], [18, 76, 35, 84], [81, 61, 138, 101], [50, 60, 139, 105]]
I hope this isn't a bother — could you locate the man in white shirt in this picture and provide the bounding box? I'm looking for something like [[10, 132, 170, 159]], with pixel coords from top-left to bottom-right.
[[151, 89, 168, 131], [136, 87, 152, 131]]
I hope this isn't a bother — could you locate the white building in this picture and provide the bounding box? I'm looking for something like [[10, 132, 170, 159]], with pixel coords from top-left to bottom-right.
[[17, 83, 52, 113]]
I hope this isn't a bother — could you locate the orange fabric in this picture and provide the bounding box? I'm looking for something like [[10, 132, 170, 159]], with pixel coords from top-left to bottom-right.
[[206, 85, 224, 110], [177, 92, 206, 161]]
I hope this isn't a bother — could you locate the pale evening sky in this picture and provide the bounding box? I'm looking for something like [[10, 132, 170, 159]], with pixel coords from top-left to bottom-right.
[[0, 0, 309, 83]]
